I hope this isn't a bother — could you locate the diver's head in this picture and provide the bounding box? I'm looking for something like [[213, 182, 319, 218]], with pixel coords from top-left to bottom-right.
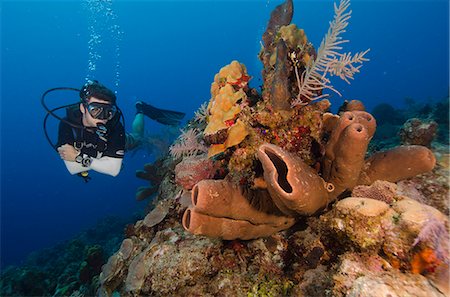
[[80, 80, 116, 104], [79, 80, 118, 127]]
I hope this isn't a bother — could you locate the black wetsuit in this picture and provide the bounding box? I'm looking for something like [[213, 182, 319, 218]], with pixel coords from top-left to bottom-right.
[[57, 107, 125, 159]]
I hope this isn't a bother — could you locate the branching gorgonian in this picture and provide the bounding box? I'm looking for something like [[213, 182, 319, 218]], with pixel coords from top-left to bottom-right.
[[293, 0, 369, 106]]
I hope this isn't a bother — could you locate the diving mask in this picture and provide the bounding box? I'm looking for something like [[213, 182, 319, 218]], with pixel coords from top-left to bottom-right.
[[85, 102, 117, 121]]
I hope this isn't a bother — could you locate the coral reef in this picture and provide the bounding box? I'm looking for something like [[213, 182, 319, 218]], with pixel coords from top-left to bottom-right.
[[333, 253, 445, 297], [371, 103, 406, 126], [399, 149, 450, 215], [0, 216, 138, 297], [183, 114, 435, 232], [433, 96, 449, 143], [322, 192, 449, 296], [399, 118, 438, 148], [370, 96, 449, 149]]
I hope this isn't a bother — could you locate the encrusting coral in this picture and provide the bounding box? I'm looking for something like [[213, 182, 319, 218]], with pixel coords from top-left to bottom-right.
[[204, 61, 251, 157]]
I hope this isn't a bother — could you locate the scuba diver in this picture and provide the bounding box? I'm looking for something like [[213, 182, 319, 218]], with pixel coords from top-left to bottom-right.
[[53, 80, 185, 179]]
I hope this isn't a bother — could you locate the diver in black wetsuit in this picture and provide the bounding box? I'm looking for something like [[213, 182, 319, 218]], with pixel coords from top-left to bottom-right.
[[57, 80, 185, 178]]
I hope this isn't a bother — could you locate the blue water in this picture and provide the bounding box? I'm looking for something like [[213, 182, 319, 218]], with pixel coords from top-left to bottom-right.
[[1, 0, 448, 270]]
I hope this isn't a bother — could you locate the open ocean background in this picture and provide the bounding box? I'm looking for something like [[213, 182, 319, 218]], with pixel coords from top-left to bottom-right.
[[1, 0, 448, 270]]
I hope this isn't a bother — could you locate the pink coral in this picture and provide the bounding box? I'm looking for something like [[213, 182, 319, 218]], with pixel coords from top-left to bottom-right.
[[352, 180, 398, 204], [175, 155, 217, 190], [169, 128, 207, 159]]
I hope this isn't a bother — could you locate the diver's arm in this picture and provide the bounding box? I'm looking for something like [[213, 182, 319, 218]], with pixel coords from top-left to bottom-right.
[[59, 144, 88, 175], [63, 160, 90, 175], [63, 156, 122, 176], [90, 156, 123, 177]]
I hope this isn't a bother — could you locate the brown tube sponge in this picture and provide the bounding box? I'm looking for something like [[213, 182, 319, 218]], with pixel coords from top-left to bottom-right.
[[325, 111, 357, 161], [323, 111, 357, 180], [322, 111, 376, 181], [345, 99, 366, 112], [258, 143, 330, 216], [353, 111, 377, 138], [358, 145, 436, 185], [182, 208, 294, 240], [327, 122, 371, 200], [191, 179, 293, 227]]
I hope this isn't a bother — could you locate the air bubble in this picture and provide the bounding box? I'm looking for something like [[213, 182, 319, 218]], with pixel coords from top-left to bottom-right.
[[83, 0, 122, 89]]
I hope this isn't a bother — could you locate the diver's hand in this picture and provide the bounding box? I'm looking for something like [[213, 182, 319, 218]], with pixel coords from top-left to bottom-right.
[[57, 144, 79, 162]]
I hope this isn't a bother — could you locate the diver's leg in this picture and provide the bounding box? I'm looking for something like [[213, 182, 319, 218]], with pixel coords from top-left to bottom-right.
[[125, 133, 137, 152], [136, 100, 185, 126], [125, 106, 145, 152], [132, 113, 145, 138]]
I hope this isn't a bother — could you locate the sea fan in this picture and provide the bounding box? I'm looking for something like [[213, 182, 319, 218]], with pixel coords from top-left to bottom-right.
[[169, 128, 208, 160], [293, 0, 369, 106], [327, 50, 370, 83]]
